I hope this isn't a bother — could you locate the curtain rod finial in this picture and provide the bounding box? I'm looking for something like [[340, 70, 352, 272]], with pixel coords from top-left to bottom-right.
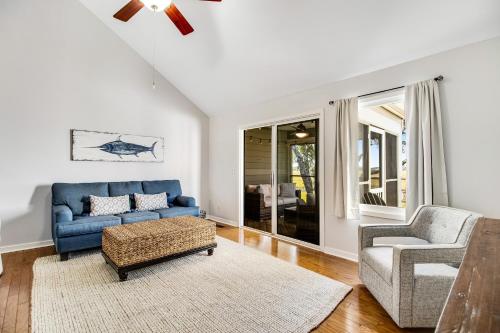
[[435, 75, 444, 81], [329, 101, 334, 105]]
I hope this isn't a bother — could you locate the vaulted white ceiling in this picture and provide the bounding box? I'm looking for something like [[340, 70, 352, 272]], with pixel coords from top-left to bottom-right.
[[79, 0, 500, 115]]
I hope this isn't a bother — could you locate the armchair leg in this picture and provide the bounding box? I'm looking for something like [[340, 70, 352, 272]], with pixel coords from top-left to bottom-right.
[[60, 253, 69, 261]]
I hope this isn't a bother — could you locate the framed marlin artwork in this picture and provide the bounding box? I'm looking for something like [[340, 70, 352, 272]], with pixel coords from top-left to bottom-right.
[[71, 129, 164, 162]]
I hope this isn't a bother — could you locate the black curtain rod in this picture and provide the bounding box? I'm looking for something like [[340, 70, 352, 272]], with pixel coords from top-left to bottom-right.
[[329, 75, 443, 105]]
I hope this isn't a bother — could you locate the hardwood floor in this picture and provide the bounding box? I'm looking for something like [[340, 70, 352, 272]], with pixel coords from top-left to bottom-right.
[[0, 225, 432, 333], [0, 246, 55, 333]]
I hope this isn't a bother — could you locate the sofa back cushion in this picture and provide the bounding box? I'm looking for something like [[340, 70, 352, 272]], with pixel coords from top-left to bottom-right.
[[279, 183, 296, 197], [52, 182, 109, 216], [108, 181, 143, 197], [142, 180, 181, 204], [246, 185, 258, 193], [109, 181, 143, 209], [258, 184, 272, 198]]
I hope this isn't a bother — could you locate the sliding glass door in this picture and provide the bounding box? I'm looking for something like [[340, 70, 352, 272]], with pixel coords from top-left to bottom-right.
[[276, 120, 319, 245], [243, 118, 320, 246], [243, 126, 273, 232]]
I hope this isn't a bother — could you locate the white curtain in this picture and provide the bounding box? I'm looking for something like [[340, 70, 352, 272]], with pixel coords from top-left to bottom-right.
[[332, 97, 359, 219], [405, 79, 448, 218]]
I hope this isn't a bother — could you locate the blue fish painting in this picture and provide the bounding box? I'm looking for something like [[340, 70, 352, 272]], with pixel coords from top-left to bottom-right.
[[95, 137, 157, 159], [71, 130, 164, 162]]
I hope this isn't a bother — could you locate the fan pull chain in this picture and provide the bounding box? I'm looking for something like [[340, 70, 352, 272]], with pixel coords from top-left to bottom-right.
[[152, 6, 159, 89]]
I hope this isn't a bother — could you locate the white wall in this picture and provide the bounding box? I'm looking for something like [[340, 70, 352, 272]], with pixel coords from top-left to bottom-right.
[[0, 0, 209, 248], [209, 37, 500, 259]]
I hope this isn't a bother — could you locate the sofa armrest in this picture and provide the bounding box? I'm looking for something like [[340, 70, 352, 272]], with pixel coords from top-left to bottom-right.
[[358, 224, 413, 251], [175, 196, 196, 207], [52, 205, 73, 223], [245, 192, 265, 208]]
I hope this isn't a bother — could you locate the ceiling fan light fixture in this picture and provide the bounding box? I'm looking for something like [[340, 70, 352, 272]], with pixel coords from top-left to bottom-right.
[[295, 123, 309, 138], [142, 0, 172, 11]]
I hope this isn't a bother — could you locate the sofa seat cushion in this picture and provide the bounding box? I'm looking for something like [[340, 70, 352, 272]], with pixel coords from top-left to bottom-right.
[[116, 211, 160, 224], [362, 246, 459, 285], [154, 206, 199, 218], [57, 215, 121, 237]]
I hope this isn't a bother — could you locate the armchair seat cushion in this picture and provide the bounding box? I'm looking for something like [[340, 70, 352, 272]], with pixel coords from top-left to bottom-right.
[[362, 246, 459, 285], [154, 206, 199, 218], [362, 247, 394, 284], [116, 211, 160, 224], [56, 215, 121, 237]]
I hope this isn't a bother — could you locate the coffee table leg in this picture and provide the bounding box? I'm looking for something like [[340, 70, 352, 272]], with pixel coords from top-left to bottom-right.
[[208, 248, 214, 256], [118, 271, 128, 282]]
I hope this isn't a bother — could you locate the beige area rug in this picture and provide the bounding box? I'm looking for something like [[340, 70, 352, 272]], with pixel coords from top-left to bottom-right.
[[32, 237, 351, 333]]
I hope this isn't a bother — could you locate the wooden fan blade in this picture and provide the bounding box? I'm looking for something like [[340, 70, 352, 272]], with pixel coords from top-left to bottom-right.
[[113, 0, 144, 22], [165, 3, 194, 36]]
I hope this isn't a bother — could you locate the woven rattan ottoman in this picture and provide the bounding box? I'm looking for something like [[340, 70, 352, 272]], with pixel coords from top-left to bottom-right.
[[102, 216, 217, 281]]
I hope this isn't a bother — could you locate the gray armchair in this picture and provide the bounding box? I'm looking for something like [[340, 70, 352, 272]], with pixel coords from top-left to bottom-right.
[[358, 205, 482, 328]]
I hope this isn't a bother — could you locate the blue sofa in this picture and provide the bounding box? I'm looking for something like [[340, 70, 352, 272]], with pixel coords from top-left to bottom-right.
[[51, 180, 199, 260]]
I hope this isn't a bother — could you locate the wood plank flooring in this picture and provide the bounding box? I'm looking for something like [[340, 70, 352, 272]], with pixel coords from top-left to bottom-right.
[[0, 225, 432, 333]]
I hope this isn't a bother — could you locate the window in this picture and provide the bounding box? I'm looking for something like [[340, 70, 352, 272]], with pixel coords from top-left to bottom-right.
[[358, 91, 406, 220]]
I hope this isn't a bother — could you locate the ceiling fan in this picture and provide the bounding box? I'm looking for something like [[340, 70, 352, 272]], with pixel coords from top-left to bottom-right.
[[113, 0, 221, 36]]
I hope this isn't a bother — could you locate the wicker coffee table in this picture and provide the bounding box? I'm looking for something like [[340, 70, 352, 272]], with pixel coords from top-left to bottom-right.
[[102, 216, 217, 281]]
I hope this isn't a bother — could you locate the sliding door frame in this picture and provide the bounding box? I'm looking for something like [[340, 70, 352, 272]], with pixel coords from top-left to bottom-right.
[[238, 109, 325, 250]]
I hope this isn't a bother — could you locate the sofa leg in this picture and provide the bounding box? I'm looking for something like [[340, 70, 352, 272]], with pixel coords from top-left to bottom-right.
[[207, 248, 214, 256], [60, 253, 69, 261]]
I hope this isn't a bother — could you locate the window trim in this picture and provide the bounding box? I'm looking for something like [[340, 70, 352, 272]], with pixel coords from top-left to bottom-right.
[[358, 89, 406, 221], [360, 204, 405, 221]]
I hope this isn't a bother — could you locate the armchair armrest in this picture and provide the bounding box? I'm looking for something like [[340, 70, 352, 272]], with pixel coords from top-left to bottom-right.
[[393, 244, 466, 266], [52, 205, 73, 223], [175, 196, 196, 207], [391, 243, 466, 327], [359, 223, 413, 251]]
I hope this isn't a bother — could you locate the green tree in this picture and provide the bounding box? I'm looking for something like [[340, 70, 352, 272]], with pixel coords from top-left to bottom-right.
[[291, 144, 315, 195]]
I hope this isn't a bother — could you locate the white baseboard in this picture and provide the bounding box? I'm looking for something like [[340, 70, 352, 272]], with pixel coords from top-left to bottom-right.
[[0, 239, 54, 254], [1, 232, 358, 264], [206, 215, 358, 262], [323, 246, 358, 262], [206, 215, 239, 227]]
